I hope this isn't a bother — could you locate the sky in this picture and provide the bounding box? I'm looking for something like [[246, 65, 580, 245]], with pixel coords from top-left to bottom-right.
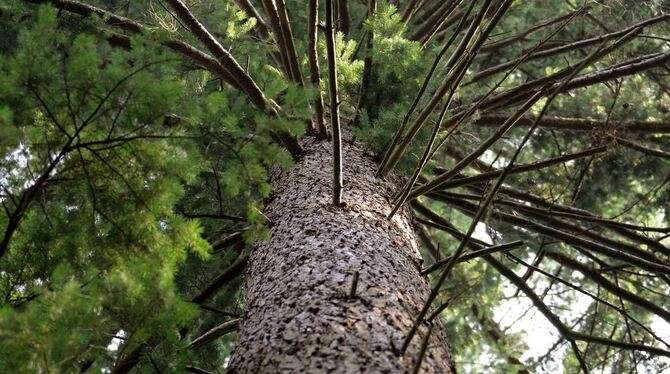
[[473, 219, 670, 373]]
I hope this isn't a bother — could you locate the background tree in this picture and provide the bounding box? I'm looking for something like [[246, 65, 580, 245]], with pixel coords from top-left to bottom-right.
[[1, 0, 669, 372]]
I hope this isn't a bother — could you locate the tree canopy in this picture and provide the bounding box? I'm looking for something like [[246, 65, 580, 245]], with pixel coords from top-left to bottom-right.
[[1, 0, 669, 372]]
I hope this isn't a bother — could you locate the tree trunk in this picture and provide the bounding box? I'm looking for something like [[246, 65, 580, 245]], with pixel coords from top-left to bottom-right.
[[228, 134, 456, 373]]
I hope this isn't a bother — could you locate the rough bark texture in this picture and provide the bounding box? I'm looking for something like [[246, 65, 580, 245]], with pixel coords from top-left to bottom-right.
[[228, 134, 455, 373]]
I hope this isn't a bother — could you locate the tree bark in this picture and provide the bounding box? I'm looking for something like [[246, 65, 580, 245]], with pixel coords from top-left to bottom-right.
[[228, 134, 455, 373]]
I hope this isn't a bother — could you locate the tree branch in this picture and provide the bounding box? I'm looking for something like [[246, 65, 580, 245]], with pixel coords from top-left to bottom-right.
[[308, 0, 328, 138], [473, 115, 670, 134], [164, 0, 275, 112], [187, 319, 240, 350], [325, 0, 343, 206], [433, 146, 607, 190]]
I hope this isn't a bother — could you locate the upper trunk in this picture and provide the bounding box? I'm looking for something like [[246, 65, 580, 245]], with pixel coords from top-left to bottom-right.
[[228, 134, 455, 373]]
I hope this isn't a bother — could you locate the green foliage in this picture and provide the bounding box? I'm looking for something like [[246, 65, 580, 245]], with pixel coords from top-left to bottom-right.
[[0, 5, 212, 371], [0, 1, 316, 369], [318, 31, 363, 106], [353, 3, 440, 171]]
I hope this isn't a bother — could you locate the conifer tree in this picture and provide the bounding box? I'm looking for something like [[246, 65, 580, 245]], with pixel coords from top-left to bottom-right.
[[1, 0, 669, 372]]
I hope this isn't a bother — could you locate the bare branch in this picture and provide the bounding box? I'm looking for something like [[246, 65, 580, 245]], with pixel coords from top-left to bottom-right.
[[413, 27, 642, 198], [479, 8, 587, 53], [379, 0, 499, 175], [414, 200, 670, 358], [411, 0, 463, 46], [164, 0, 275, 112], [470, 303, 532, 373], [493, 186, 670, 255], [487, 256, 670, 361], [275, 0, 304, 84], [409, 90, 546, 198], [433, 146, 608, 190], [428, 193, 670, 274], [614, 136, 670, 159], [191, 248, 248, 305], [377, 0, 476, 176], [545, 251, 670, 324], [473, 115, 670, 134], [187, 319, 240, 350], [260, 0, 303, 84], [468, 14, 669, 84], [325, 0, 343, 206], [508, 253, 670, 350], [308, 0, 328, 138]]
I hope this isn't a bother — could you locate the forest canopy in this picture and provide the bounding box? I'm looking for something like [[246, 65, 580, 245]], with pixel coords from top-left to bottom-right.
[[1, 0, 670, 372]]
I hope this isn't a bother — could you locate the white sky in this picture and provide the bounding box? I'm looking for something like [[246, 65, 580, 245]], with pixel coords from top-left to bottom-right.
[[473, 222, 670, 373]]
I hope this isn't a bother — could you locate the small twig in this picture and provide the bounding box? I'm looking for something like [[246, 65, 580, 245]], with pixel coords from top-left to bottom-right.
[[179, 211, 246, 222], [411, 323, 433, 374], [185, 365, 215, 374], [349, 271, 359, 298], [427, 298, 451, 321], [418, 234, 525, 275]]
